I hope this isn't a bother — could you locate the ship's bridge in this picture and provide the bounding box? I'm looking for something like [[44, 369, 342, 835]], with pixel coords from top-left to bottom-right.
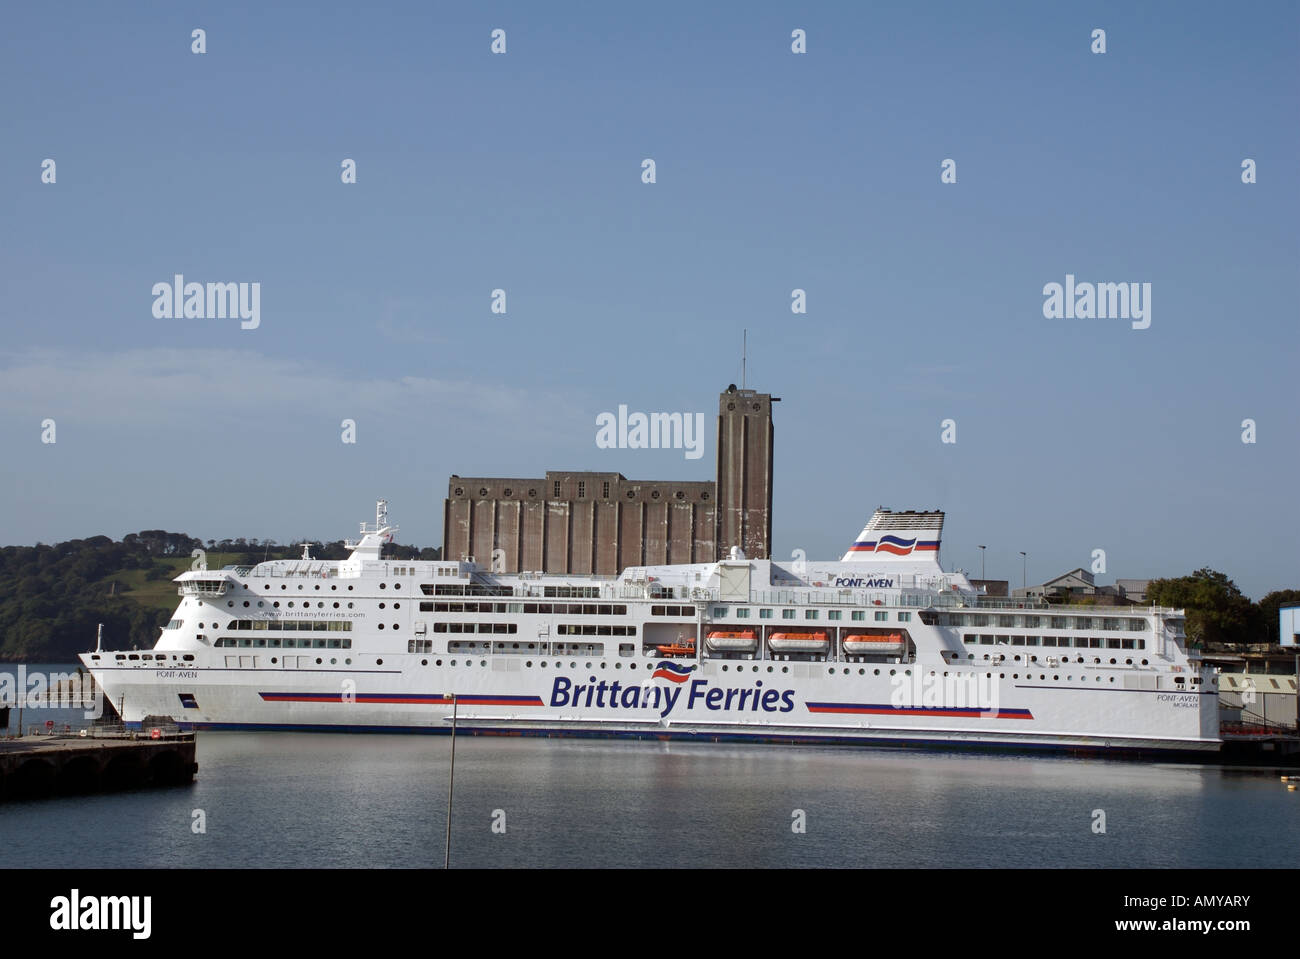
[[173, 569, 239, 597]]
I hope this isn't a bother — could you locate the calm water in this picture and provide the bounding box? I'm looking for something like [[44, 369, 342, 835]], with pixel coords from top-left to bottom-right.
[[2, 667, 1296, 868]]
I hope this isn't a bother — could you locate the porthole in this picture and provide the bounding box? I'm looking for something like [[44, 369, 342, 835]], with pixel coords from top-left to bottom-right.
[[480, 660, 486, 667], [257, 601, 264, 608], [1109, 658, 1116, 665], [274, 602, 280, 608], [600, 662, 606, 669], [422, 659, 428, 666], [243, 601, 250, 607], [436, 659, 443, 666], [541, 661, 547, 668], [858, 668, 865, 675], [395, 584, 401, 590], [281, 585, 286, 590], [454, 487, 464, 496], [330, 658, 337, 665], [394, 603, 400, 609], [333, 602, 339, 608], [1054, 675, 1059, 681], [298, 585, 303, 591], [450, 660, 457, 666], [271, 657, 278, 664], [615, 663, 621, 669], [288, 602, 295, 608], [348, 586, 353, 591], [348, 603, 354, 609], [526, 661, 533, 667], [316, 658, 322, 664], [378, 624, 384, 630], [504, 488, 513, 497], [379, 603, 386, 609], [782, 666, 789, 673], [479, 488, 487, 497], [198, 623, 205, 629], [315, 585, 320, 590], [675, 491, 684, 500], [380, 583, 386, 590], [528, 489, 536, 497], [651, 491, 660, 499], [626, 491, 635, 499], [1000, 674, 1005, 679], [873, 669, 880, 675], [318, 602, 324, 608], [263, 585, 270, 590], [393, 624, 399, 630], [586, 662, 592, 669], [331, 585, 337, 591], [701, 491, 710, 501], [376, 658, 383, 665], [346, 658, 352, 665], [722, 665, 729, 672], [227, 601, 234, 607]]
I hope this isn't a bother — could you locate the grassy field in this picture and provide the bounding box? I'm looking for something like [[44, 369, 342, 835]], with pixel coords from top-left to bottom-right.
[[96, 558, 192, 613]]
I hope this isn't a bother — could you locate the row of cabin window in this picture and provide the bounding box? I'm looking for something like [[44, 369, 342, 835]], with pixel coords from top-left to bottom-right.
[[710, 607, 911, 622], [962, 634, 1146, 649], [432, 622, 519, 634], [555, 624, 637, 636], [950, 614, 1149, 630], [422, 584, 600, 599], [420, 601, 629, 615], [215, 637, 353, 648], [223, 619, 354, 631]]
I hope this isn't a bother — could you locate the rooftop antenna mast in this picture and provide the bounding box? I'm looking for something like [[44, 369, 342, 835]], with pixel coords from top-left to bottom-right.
[[742, 329, 747, 389]]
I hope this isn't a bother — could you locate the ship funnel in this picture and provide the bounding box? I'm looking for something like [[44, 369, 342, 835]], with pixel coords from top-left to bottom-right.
[[842, 509, 944, 562]]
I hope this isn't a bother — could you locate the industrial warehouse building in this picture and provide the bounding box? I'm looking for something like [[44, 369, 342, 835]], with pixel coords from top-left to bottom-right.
[[443, 386, 776, 574]]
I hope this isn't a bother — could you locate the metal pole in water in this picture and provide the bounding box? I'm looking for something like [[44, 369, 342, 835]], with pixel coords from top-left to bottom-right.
[[444, 692, 457, 869]]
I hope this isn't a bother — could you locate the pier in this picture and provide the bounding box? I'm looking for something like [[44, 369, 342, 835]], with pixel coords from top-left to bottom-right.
[[0, 725, 197, 801], [1219, 721, 1300, 764]]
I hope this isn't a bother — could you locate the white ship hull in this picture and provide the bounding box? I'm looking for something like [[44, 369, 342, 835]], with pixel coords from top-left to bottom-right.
[[80, 503, 1223, 757]]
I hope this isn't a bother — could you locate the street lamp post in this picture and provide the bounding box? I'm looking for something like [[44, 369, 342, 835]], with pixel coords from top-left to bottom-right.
[[1019, 552, 1027, 592], [444, 692, 457, 869], [977, 545, 986, 581]]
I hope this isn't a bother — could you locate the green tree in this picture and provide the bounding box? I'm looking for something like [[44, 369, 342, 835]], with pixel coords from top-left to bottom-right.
[[1146, 569, 1265, 648], [1256, 589, 1300, 645]]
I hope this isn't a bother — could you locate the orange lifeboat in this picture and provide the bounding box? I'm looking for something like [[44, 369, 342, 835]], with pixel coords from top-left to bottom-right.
[[706, 630, 758, 653], [655, 639, 696, 657], [768, 631, 830, 653], [842, 633, 905, 656]]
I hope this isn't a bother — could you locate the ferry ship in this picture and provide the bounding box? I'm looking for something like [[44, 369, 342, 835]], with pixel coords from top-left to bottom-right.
[[80, 502, 1221, 756]]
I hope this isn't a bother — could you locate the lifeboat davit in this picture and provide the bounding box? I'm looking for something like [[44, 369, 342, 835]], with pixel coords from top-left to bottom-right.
[[842, 633, 905, 656], [768, 631, 830, 653], [655, 640, 696, 657], [706, 630, 758, 652]]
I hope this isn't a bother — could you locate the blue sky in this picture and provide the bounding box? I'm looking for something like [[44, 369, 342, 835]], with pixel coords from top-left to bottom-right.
[[1, 1, 1296, 599]]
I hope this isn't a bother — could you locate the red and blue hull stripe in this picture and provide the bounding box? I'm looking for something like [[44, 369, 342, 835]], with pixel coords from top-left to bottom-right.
[[258, 692, 545, 706], [806, 701, 1033, 720]]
